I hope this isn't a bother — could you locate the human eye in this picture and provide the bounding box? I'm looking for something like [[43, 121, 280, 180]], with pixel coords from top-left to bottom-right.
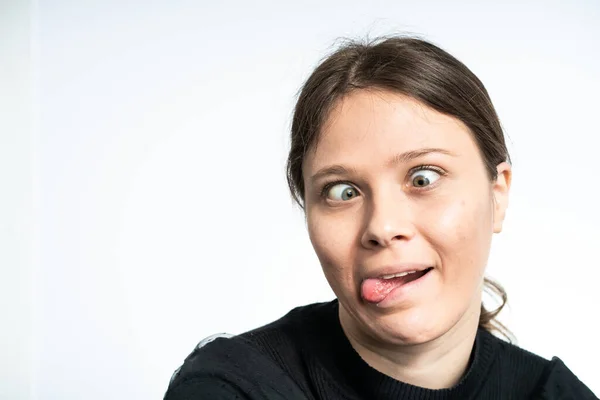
[[321, 181, 360, 201], [408, 165, 445, 189]]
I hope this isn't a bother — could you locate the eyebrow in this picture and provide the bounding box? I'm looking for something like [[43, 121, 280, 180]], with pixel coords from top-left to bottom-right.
[[309, 147, 455, 184], [385, 147, 455, 167]]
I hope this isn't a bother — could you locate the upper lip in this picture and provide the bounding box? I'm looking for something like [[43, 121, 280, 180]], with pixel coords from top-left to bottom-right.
[[361, 263, 433, 281]]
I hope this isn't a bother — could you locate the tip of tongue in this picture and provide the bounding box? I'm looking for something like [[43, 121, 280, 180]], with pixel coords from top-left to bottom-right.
[[361, 278, 396, 303]]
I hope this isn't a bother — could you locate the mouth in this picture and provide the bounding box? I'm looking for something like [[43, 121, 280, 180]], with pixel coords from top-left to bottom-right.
[[361, 267, 434, 304]]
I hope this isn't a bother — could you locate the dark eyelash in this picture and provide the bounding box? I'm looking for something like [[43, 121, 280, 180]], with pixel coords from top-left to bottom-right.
[[409, 165, 446, 176]]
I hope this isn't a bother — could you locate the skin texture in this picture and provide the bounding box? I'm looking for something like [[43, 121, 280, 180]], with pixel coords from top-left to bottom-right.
[[302, 90, 511, 389]]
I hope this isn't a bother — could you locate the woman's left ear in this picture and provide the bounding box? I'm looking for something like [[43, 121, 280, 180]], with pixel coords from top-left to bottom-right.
[[492, 162, 512, 233]]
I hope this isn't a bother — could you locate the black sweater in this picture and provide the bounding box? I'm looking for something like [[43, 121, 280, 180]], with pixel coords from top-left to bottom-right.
[[164, 299, 597, 399]]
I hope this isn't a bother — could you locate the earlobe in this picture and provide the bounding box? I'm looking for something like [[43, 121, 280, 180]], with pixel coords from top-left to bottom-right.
[[492, 162, 512, 233]]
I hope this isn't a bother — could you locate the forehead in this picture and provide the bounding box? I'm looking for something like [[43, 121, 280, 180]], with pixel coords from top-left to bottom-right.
[[304, 90, 476, 173]]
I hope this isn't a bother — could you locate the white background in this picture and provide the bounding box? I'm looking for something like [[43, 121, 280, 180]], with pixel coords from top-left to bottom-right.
[[2, 0, 599, 398]]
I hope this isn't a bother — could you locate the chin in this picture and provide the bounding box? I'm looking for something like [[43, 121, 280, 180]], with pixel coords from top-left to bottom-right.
[[368, 306, 450, 345]]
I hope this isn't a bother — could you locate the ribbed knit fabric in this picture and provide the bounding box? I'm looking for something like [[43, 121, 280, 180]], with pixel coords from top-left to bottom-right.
[[164, 299, 597, 400]]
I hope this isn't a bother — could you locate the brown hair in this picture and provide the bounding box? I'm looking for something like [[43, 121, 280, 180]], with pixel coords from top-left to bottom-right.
[[285, 35, 513, 341]]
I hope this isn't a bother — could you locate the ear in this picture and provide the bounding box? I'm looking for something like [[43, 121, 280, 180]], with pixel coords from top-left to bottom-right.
[[492, 162, 512, 233]]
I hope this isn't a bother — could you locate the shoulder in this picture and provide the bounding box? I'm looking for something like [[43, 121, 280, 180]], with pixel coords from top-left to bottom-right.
[[164, 333, 307, 399], [164, 301, 336, 400], [533, 357, 598, 399], [482, 331, 596, 399]]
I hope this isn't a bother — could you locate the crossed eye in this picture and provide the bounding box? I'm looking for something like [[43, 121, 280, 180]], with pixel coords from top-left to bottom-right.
[[325, 169, 441, 201]]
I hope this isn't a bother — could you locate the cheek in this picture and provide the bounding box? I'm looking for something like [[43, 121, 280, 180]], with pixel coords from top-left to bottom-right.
[[437, 198, 489, 236], [307, 210, 358, 282], [425, 195, 493, 281]]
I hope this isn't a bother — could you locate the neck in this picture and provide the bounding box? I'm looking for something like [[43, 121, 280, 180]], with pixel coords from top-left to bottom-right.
[[339, 300, 481, 389]]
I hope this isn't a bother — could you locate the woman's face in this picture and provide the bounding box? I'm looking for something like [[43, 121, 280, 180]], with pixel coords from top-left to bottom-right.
[[303, 90, 510, 345]]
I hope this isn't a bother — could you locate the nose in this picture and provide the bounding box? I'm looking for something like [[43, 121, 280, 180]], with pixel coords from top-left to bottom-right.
[[360, 192, 416, 249]]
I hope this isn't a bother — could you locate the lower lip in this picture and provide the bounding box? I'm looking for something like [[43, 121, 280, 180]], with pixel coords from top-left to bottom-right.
[[373, 268, 434, 309]]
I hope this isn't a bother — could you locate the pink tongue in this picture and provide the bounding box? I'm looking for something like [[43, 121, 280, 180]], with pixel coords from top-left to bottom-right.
[[361, 272, 427, 303], [361, 277, 403, 303]]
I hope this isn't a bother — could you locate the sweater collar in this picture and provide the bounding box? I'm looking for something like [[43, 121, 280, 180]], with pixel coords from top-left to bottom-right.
[[315, 299, 498, 400]]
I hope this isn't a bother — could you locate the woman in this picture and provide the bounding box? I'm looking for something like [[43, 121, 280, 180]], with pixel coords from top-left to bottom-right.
[[164, 36, 597, 399]]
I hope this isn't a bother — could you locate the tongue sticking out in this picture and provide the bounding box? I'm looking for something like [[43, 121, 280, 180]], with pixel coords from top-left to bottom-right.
[[361, 269, 429, 303]]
